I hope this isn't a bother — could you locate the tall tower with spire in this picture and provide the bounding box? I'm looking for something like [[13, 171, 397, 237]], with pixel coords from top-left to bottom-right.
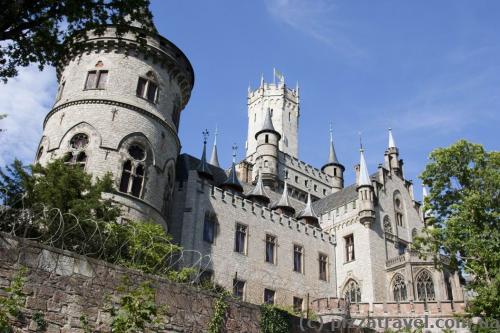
[[321, 125, 345, 193], [385, 128, 403, 178], [357, 146, 376, 227], [246, 72, 300, 160]]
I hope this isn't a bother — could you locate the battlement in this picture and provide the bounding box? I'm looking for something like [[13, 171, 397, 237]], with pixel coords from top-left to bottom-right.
[[283, 154, 331, 183], [195, 180, 335, 244], [247, 82, 299, 103]]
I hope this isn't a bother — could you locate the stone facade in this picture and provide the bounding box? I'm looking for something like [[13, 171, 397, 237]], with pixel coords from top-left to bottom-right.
[[1, 233, 345, 333], [36, 26, 194, 228]]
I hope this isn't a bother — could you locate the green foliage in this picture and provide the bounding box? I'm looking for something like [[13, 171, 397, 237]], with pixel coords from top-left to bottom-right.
[[110, 280, 165, 333], [0, 159, 187, 279], [413, 140, 500, 323], [0, 267, 27, 332], [0, 0, 153, 82], [207, 292, 230, 333], [32, 312, 47, 331], [80, 315, 93, 333], [259, 304, 291, 333]]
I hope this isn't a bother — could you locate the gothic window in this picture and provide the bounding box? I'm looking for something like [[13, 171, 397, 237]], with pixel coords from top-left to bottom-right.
[[398, 242, 407, 255], [203, 212, 216, 243], [416, 270, 435, 301], [235, 223, 247, 254], [136, 72, 158, 103], [265, 234, 276, 264], [444, 272, 454, 301], [85, 70, 108, 89], [65, 133, 89, 168], [319, 253, 328, 281], [293, 245, 303, 273], [119, 144, 147, 198], [344, 280, 361, 303], [345, 234, 355, 262], [394, 192, 405, 227], [383, 216, 393, 234], [392, 274, 408, 302]]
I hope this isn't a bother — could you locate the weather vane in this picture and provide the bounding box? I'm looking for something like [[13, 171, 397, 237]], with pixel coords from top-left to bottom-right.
[[202, 129, 209, 144], [232, 143, 238, 163], [358, 131, 363, 151]]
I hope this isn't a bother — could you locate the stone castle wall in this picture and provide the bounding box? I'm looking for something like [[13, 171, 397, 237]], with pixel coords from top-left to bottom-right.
[[0, 233, 351, 333]]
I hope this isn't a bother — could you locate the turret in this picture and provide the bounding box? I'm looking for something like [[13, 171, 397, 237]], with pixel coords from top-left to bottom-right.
[[197, 129, 213, 180], [209, 126, 220, 168], [271, 180, 295, 217], [321, 125, 345, 193], [385, 128, 403, 178], [254, 109, 280, 190], [221, 145, 243, 194], [357, 147, 376, 227], [297, 192, 319, 228], [246, 170, 270, 206]]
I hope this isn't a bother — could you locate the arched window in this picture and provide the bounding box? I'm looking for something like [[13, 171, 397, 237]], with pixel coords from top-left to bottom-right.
[[416, 270, 435, 301], [343, 280, 361, 303], [392, 274, 407, 302], [394, 191, 405, 227], [119, 144, 146, 198], [65, 133, 89, 168], [412, 228, 418, 241], [383, 215, 393, 234]]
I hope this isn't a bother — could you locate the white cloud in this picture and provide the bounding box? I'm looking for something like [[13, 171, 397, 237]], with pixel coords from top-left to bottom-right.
[[0, 66, 56, 167], [265, 0, 364, 58]]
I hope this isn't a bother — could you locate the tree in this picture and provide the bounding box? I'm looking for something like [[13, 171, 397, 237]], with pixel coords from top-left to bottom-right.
[[414, 140, 499, 329], [0, 0, 153, 82]]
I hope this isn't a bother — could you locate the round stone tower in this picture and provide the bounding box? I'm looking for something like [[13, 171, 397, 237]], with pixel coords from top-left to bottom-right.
[[254, 109, 281, 190], [35, 20, 194, 228]]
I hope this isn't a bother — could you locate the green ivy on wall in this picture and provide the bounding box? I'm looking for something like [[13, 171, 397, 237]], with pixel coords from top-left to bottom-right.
[[260, 304, 291, 333]]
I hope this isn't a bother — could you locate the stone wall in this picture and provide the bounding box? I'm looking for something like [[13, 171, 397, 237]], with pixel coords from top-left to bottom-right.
[[0, 234, 356, 333]]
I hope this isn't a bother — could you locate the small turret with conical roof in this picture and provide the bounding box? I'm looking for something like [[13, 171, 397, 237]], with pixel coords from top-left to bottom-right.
[[357, 143, 376, 227], [209, 125, 220, 167], [246, 170, 270, 206], [297, 192, 319, 227], [321, 124, 345, 193], [384, 128, 403, 178], [271, 172, 295, 216], [254, 108, 280, 190], [221, 144, 243, 194], [197, 129, 213, 180]]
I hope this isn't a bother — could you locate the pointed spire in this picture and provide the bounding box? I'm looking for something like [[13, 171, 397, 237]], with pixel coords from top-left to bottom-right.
[[297, 192, 318, 223], [255, 108, 281, 140], [197, 129, 213, 180], [209, 125, 220, 167], [328, 124, 340, 164], [221, 144, 243, 193], [260, 73, 264, 88], [358, 147, 371, 187], [246, 170, 270, 205], [388, 128, 396, 149]]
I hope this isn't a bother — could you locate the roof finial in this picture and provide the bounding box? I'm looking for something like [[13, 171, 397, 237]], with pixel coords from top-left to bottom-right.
[[209, 125, 220, 167], [260, 73, 264, 87], [329, 123, 333, 143], [232, 143, 238, 163], [202, 129, 209, 145], [197, 129, 213, 179], [388, 127, 396, 149], [359, 131, 364, 151]]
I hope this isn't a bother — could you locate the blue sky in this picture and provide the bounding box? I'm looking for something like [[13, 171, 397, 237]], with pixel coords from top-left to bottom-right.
[[1, 0, 499, 200]]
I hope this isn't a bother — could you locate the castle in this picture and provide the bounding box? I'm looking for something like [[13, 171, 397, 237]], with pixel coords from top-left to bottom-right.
[[35, 15, 468, 330]]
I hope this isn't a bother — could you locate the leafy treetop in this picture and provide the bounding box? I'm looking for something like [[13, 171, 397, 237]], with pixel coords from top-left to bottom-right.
[[0, 0, 153, 82], [414, 140, 499, 323]]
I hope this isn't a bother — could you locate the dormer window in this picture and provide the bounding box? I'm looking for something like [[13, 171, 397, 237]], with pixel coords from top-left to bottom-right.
[[136, 72, 158, 103]]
